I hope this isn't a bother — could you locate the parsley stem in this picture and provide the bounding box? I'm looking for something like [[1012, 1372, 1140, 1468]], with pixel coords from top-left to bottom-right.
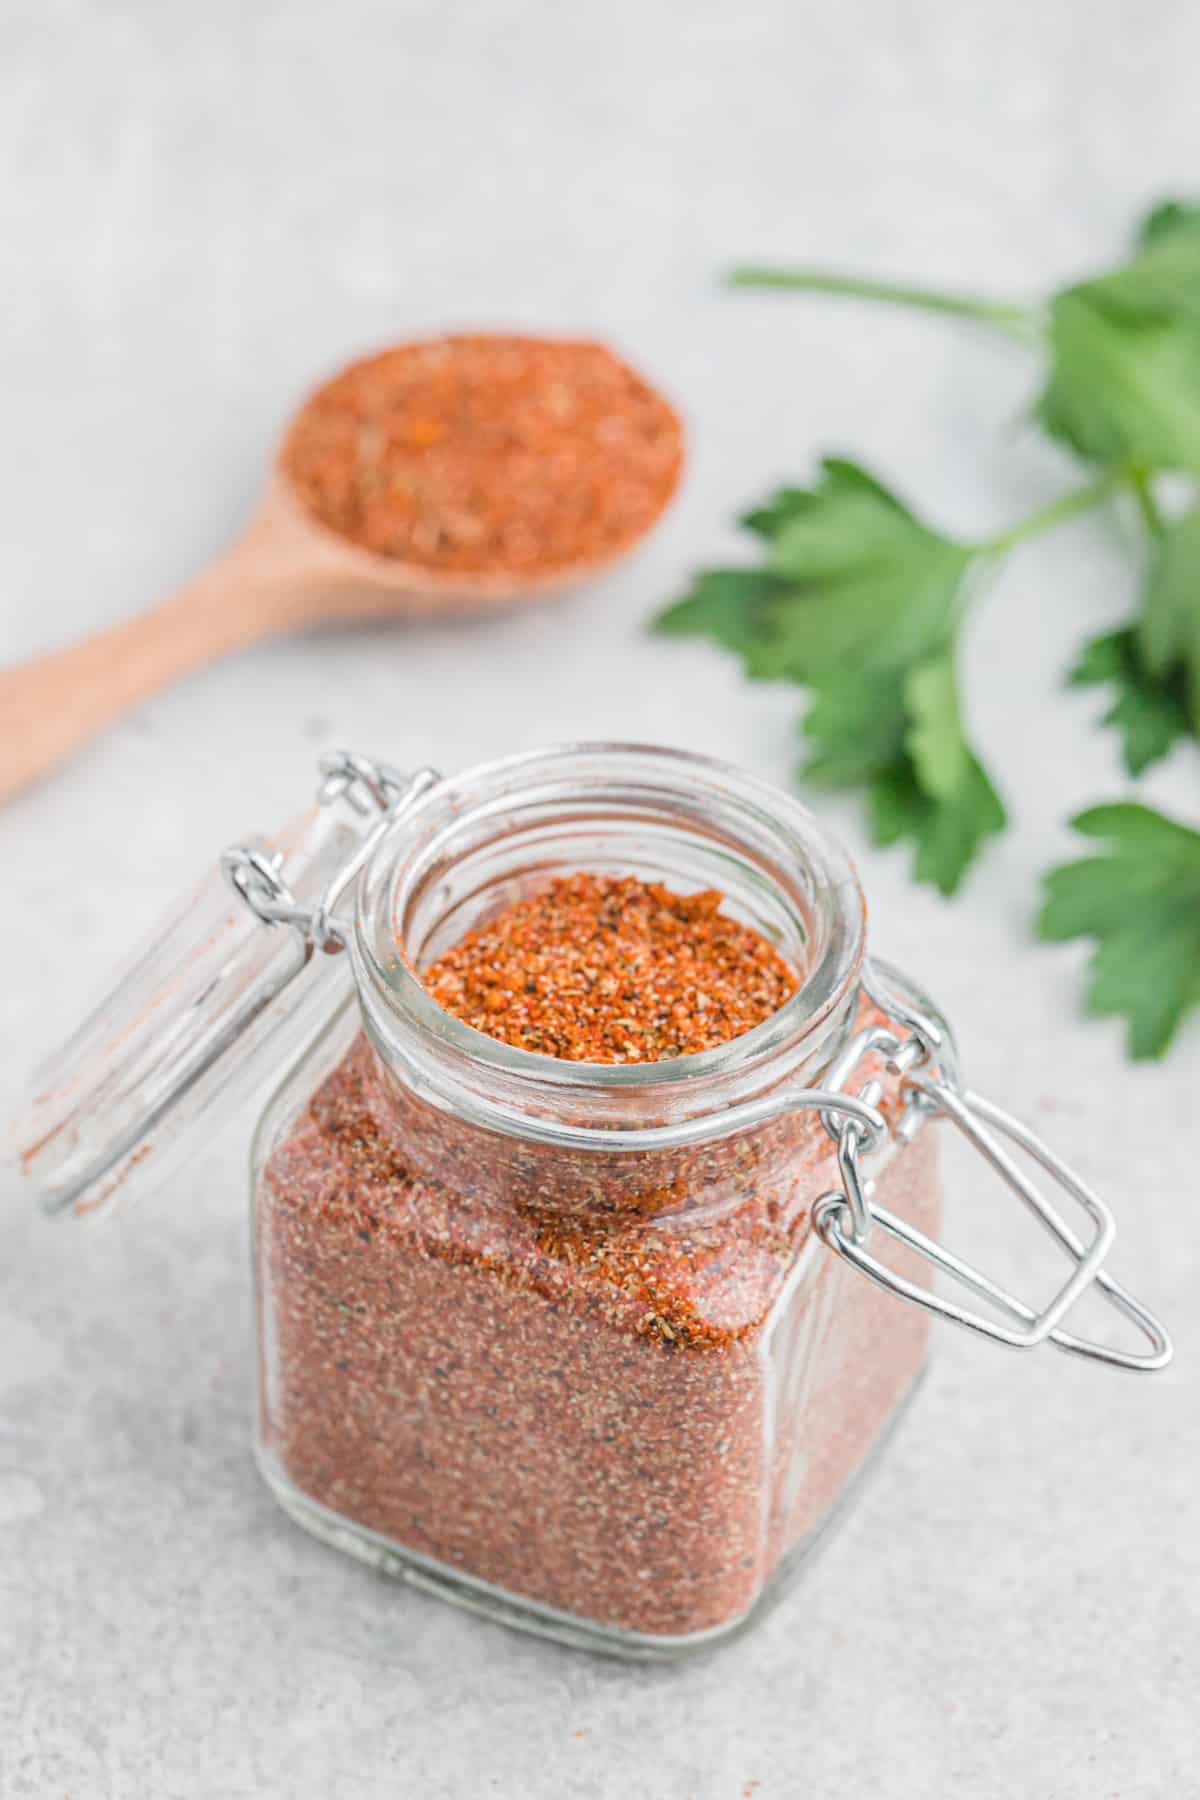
[[978, 473, 1122, 555], [1129, 467, 1166, 540], [727, 267, 1040, 343]]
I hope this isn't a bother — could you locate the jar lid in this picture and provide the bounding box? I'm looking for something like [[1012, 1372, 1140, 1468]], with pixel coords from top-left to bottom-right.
[[18, 754, 434, 1220]]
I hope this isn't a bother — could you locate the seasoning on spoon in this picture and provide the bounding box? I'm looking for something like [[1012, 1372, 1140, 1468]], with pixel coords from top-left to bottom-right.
[[280, 334, 685, 580]]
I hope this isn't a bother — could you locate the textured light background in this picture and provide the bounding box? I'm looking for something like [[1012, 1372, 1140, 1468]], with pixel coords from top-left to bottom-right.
[[1, 3, 1197, 1795]]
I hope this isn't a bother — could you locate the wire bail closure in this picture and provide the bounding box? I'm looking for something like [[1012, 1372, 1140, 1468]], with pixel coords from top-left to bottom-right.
[[813, 963, 1172, 1373]]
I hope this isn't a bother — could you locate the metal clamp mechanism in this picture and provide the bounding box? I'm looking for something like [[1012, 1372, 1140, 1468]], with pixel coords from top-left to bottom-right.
[[812, 962, 1172, 1373], [222, 752, 440, 957]]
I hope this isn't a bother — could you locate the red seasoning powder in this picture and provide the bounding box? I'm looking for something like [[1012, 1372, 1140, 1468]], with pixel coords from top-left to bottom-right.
[[256, 876, 937, 1641], [421, 874, 797, 1061], [279, 335, 684, 578]]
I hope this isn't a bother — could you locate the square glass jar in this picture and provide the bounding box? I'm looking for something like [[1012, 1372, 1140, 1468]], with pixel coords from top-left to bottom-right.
[[22, 743, 1167, 1662], [249, 745, 942, 1656]]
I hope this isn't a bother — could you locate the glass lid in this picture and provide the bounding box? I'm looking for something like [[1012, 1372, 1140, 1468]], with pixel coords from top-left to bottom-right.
[[17, 754, 434, 1220]]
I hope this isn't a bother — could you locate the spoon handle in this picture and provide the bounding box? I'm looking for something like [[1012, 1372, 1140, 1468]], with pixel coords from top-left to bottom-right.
[[0, 505, 327, 805]]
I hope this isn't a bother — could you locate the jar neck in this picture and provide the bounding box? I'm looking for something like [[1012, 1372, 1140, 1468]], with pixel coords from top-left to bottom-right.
[[348, 744, 866, 1146]]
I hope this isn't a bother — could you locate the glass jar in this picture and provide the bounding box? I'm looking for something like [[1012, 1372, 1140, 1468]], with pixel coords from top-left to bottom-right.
[[20, 744, 1172, 1661]]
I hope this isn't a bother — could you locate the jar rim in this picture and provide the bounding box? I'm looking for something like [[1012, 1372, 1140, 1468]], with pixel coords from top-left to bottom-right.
[[351, 743, 866, 1119]]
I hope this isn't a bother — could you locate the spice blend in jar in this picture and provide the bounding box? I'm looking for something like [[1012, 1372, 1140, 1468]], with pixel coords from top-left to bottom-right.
[[280, 334, 684, 581]]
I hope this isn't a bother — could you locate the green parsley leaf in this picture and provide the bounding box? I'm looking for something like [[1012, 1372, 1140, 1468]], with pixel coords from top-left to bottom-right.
[[905, 654, 973, 796], [1037, 207, 1200, 472], [799, 657, 1007, 895], [799, 673, 907, 786], [1069, 627, 1190, 775], [654, 460, 1005, 894], [1038, 804, 1200, 1058], [1139, 502, 1200, 733], [869, 753, 1007, 898], [1137, 198, 1200, 252], [882, 654, 1006, 896], [760, 457, 973, 681], [739, 486, 813, 541], [654, 567, 784, 663], [656, 458, 973, 685]]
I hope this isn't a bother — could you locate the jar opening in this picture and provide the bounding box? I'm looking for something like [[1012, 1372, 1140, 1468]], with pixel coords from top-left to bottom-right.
[[352, 745, 867, 1137], [352, 745, 866, 1131]]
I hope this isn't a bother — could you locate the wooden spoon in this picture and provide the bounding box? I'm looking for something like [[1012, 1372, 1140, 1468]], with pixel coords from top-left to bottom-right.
[[0, 334, 683, 805]]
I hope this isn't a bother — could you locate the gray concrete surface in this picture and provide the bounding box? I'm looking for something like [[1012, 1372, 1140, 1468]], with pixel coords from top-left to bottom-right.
[[1, 2, 1197, 1794]]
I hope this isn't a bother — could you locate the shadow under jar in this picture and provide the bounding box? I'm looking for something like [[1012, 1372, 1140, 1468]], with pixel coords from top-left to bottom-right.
[[251, 746, 940, 1655], [21, 744, 1170, 1662]]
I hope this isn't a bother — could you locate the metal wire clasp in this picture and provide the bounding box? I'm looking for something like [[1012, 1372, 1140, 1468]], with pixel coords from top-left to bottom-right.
[[812, 961, 1172, 1373], [221, 751, 440, 955]]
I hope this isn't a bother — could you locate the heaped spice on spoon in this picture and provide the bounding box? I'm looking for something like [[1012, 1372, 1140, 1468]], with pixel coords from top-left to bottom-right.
[[280, 334, 684, 579], [257, 872, 937, 1642]]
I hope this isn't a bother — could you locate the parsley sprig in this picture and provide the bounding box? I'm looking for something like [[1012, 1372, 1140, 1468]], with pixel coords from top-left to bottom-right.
[[655, 200, 1200, 1056]]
